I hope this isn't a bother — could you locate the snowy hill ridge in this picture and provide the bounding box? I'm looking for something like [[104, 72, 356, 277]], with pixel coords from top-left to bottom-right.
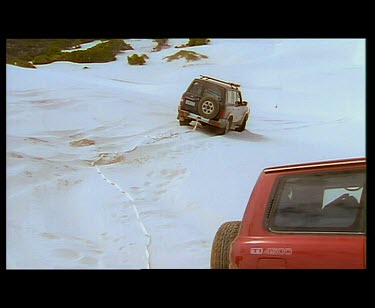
[[6, 38, 365, 269]]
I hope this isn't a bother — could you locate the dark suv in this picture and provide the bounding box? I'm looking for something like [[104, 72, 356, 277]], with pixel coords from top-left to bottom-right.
[[177, 75, 250, 135]]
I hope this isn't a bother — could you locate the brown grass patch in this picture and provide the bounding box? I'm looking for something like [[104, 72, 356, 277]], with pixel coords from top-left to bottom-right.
[[163, 50, 208, 62], [8, 152, 24, 158], [90, 153, 125, 166], [70, 139, 96, 147]]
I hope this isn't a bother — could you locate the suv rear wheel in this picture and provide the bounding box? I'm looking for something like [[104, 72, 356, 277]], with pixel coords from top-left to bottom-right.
[[198, 96, 220, 119], [210, 221, 241, 269], [218, 118, 232, 135], [235, 114, 248, 132]]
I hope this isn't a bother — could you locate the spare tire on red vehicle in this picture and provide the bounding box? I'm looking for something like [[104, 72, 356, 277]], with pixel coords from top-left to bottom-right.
[[197, 96, 220, 119], [210, 221, 241, 269]]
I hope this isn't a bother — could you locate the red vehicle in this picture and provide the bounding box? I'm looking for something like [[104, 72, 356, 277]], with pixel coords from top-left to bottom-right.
[[211, 157, 366, 269]]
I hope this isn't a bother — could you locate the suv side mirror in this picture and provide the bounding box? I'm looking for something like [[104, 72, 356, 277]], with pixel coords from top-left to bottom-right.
[[242, 101, 248, 106]]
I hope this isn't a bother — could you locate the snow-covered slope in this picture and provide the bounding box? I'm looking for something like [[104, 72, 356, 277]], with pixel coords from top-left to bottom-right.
[[6, 38, 366, 269]]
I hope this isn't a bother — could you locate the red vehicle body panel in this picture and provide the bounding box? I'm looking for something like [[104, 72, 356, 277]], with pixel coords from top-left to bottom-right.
[[230, 157, 366, 269]]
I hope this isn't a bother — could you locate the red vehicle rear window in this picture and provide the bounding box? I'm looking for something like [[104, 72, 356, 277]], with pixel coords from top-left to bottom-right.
[[268, 169, 366, 233]]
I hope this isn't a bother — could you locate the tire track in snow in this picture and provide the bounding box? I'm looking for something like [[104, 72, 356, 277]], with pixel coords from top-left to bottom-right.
[[89, 121, 199, 269], [91, 155, 151, 269]]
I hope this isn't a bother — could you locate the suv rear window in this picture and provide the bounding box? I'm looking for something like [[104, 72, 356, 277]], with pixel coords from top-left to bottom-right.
[[268, 169, 366, 233], [189, 81, 204, 95], [202, 85, 223, 101]]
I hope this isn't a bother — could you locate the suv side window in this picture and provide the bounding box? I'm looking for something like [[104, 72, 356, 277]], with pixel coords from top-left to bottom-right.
[[268, 170, 366, 233], [235, 91, 242, 104], [202, 85, 223, 102], [189, 81, 204, 95], [226, 90, 237, 105]]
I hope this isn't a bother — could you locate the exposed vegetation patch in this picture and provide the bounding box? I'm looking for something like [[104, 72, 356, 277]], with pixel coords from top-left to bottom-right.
[[163, 50, 208, 62], [7, 39, 134, 68], [152, 39, 170, 52], [69, 139, 96, 147], [33, 40, 133, 65], [7, 39, 95, 67], [11, 59, 36, 69], [90, 153, 125, 165], [8, 152, 24, 158], [127, 53, 148, 65], [175, 38, 210, 48]]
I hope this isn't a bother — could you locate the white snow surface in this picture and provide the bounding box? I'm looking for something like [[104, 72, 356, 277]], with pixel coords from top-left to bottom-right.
[[6, 38, 366, 269]]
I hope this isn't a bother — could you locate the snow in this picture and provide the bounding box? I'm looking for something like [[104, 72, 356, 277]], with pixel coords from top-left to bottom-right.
[[6, 38, 366, 269], [61, 39, 108, 52]]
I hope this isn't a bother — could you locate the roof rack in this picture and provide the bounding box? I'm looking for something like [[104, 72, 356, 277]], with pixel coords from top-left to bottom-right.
[[199, 75, 240, 89]]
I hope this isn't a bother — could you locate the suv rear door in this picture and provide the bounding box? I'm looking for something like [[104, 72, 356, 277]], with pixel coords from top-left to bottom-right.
[[182, 80, 204, 113], [182, 80, 224, 116], [263, 168, 366, 269]]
